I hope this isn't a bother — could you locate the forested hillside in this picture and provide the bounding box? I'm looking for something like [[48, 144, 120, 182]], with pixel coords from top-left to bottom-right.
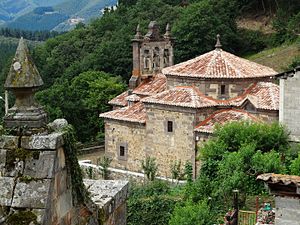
[[0, 0, 299, 142], [0, 0, 117, 31]]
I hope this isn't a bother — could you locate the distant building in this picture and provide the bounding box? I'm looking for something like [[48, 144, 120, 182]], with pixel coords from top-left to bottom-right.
[[257, 173, 300, 225], [100, 21, 279, 177], [276, 66, 300, 142]]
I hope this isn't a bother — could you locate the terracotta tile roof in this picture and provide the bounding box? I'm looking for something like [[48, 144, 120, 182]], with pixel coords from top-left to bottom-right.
[[108, 91, 128, 107], [246, 82, 279, 110], [211, 82, 279, 111], [133, 73, 166, 96], [125, 94, 141, 102], [100, 102, 146, 124], [142, 86, 218, 108], [257, 173, 300, 188], [163, 49, 278, 79], [223, 82, 279, 110], [108, 73, 166, 107], [195, 109, 259, 133]]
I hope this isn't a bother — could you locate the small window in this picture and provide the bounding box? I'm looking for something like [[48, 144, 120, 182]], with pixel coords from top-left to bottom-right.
[[221, 85, 226, 95], [119, 146, 125, 157], [167, 121, 173, 132]]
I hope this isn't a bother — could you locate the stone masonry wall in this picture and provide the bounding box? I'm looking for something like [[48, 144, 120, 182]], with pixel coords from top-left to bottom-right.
[[104, 120, 146, 173], [279, 71, 300, 142], [167, 77, 271, 99], [145, 105, 196, 177], [275, 196, 300, 225], [0, 120, 128, 225], [0, 130, 72, 225]]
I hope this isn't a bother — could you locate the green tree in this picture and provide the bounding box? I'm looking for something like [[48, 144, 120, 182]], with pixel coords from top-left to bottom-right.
[[36, 71, 126, 142], [142, 156, 158, 181], [195, 122, 290, 209], [289, 153, 300, 176], [169, 200, 215, 225], [172, 0, 239, 63]]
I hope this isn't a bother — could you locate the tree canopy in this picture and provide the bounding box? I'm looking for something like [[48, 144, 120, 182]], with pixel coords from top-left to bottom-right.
[[36, 71, 126, 142]]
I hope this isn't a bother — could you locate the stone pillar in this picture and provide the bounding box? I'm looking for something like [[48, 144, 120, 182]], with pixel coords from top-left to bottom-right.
[[129, 25, 143, 89], [4, 37, 47, 129]]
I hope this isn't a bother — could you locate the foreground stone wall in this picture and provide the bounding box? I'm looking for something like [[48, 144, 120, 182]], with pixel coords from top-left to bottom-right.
[[279, 71, 300, 142], [105, 120, 146, 173], [0, 131, 72, 224], [0, 120, 128, 225]]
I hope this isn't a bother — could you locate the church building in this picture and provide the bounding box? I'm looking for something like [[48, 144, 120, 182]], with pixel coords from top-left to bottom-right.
[[100, 21, 279, 177]]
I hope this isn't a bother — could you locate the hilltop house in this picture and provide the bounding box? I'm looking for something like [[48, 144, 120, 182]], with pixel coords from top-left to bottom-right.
[[100, 21, 279, 177]]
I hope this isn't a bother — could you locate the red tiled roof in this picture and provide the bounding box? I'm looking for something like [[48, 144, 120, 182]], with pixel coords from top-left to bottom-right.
[[125, 94, 141, 102], [108, 73, 166, 107], [257, 173, 300, 188], [100, 102, 146, 124], [108, 91, 128, 107], [142, 86, 218, 108], [133, 73, 166, 96], [195, 109, 259, 133], [163, 49, 278, 79], [223, 82, 279, 110], [246, 82, 279, 110]]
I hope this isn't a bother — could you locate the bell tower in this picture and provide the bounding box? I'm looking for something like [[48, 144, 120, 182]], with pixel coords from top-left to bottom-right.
[[129, 21, 174, 89]]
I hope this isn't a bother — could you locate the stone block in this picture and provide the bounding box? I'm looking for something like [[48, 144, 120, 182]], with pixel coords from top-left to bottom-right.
[[0, 177, 14, 206], [21, 132, 64, 150], [24, 151, 55, 178], [55, 170, 68, 196], [12, 179, 51, 208], [56, 147, 66, 171], [56, 191, 73, 219], [48, 119, 68, 132], [32, 209, 46, 224], [0, 149, 6, 176], [0, 135, 19, 150]]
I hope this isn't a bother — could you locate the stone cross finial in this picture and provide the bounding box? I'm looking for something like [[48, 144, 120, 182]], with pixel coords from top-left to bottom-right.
[[134, 24, 143, 40], [144, 21, 160, 40], [4, 37, 47, 129], [215, 34, 222, 50], [164, 23, 171, 39]]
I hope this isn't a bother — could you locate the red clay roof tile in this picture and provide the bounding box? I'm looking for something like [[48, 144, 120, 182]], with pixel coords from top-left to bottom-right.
[[163, 49, 278, 79], [195, 109, 259, 133], [142, 86, 218, 108], [133, 73, 166, 96], [100, 102, 146, 124]]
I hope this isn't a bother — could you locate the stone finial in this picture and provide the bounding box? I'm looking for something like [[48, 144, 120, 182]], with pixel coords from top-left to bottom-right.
[[5, 37, 43, 89], [144, 21, 160, 40], [4, 37, 47, 130], [215, 34, 222, 50], [164, 23, 171, 39], [133, 24, 143, 40]]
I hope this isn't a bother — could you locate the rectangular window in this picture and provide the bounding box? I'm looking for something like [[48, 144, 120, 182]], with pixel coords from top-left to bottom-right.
[[119, 146, 125, 157], [167, 121, 173, 133], [221, 85, 226, 95]]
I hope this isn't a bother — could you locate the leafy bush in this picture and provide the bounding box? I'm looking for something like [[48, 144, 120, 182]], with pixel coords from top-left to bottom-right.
[[169, 200, 215, 225], [289, 153, 300, 175], [127, 180, 182, 225], [142, 156, 158, 181]]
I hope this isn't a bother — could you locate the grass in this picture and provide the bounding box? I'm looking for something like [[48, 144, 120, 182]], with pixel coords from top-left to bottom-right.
[[247, 39, 300, 72]]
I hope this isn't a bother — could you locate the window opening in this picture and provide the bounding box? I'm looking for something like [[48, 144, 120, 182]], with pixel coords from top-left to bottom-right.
[[167, 121, 173, 132]]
